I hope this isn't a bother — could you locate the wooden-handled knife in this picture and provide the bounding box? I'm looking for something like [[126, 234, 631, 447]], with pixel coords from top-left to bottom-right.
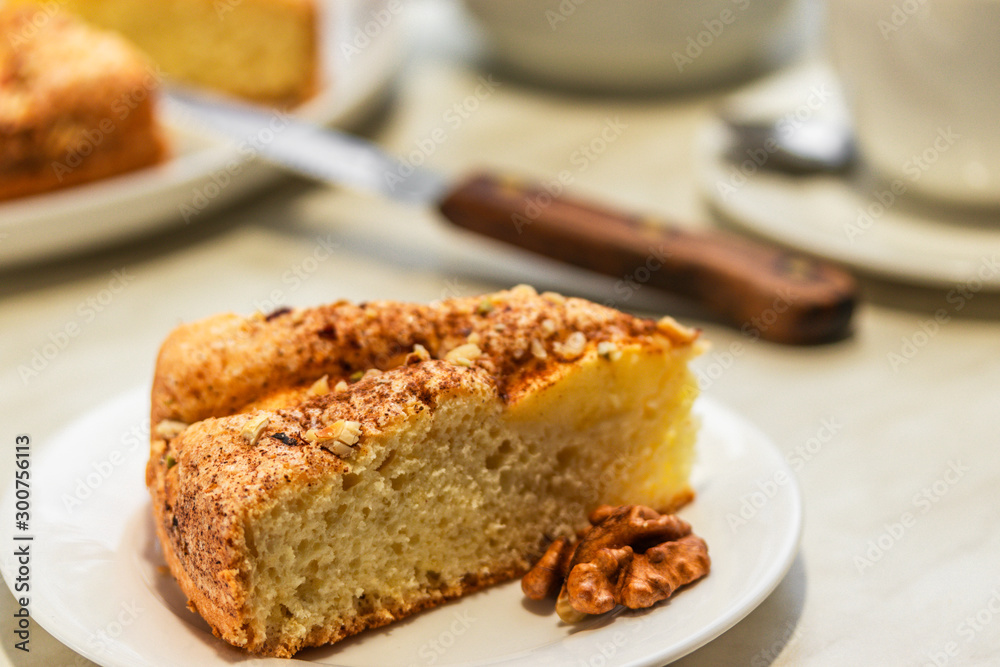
[[167, 92, 858, 345]]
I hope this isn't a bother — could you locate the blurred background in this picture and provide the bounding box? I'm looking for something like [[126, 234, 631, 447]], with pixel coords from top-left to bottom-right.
[[2, 0, 999, 665]]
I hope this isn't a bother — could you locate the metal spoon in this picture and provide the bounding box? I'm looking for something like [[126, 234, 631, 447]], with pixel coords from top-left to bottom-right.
[[721, 112, 856, 175]]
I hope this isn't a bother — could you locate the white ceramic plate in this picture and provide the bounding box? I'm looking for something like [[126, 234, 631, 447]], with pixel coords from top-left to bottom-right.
[[697, 63, 1000, 290], [0, 388, 801, 667], [0, 0, 401, 269]]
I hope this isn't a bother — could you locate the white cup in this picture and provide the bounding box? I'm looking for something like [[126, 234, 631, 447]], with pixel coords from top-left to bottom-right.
[[827, 0, 1000, 208]]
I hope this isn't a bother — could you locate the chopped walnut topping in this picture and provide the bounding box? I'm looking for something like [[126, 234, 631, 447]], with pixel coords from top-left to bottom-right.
[[305, 420, 363, 457], [338, 420, 363, 443], [467, 332, 482, 346], [555, 331, 587, 359], [511, 284, 538, 297], [530, 338, 548, 359], [154, 419, 189, 440], [541, 291, 566, 305], [540, 318, 557, 337], [445, 343, 482, 367], [656, 316, 699, 344], [404, 344, 432, 365], [324, 440, 355, 457], [334, 380, 349, 393], [362, 368, 383, 380], [307, 375, 330, 396], [597, 341, 621, 361], [240, 415, 270, 446]]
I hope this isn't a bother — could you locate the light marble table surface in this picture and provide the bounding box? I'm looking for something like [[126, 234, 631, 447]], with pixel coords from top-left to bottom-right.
[[2, 2, 1000, 666]]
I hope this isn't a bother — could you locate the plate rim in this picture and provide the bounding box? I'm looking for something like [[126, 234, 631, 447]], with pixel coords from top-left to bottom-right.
[[635, 398, 805, 667]]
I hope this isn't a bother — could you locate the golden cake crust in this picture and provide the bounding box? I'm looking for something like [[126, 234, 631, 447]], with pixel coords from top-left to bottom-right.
[[148, 287, 700, 656], [150, 286, 698, 427], [0, 6, 167, 200]]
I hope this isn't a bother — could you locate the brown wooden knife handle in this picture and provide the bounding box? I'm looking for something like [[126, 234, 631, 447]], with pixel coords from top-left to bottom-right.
[[438, 172, 858, 345]]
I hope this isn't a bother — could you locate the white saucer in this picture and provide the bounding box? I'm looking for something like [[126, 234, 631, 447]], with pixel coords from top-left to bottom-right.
[[697, 63, 1000, 290], [1, 387, 801, 666]]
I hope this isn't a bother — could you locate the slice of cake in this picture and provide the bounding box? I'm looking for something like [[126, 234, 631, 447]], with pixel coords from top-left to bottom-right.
[[20, 0, 318, 106], [0, 6, 168, 201], [147, 286, 703, 657]]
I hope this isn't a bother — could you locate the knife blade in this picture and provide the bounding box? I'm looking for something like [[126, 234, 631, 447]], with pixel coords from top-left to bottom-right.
[[165, 91, 857, 345]]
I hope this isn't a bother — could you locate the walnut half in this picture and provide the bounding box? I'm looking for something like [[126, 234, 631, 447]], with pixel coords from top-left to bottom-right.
[[522, 505, 710, 623]]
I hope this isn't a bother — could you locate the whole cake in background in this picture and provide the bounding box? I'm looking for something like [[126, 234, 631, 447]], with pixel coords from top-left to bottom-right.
[[0, 5, 168, 200], [147, 286, 704, 656], [10, 0, 319, 106]]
